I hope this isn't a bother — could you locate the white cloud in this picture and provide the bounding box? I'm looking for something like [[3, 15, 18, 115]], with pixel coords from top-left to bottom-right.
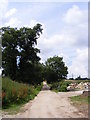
[[4, 17, 21, 27], [37, 4, 87, 53], [24, 20, 37, 28], [0, 0, 8, 21], [0, 6, 21, 27], [37, 23, 87, 63], [5, 8, 17, 18], [0, 0, 8, 13], [30, 20, 38, 28], [37, 32, 74, 64], [63, 5, 87, 25], [68, 48, 88, 78], [62, 4, 88, 47], [0, 0, 20, 27]]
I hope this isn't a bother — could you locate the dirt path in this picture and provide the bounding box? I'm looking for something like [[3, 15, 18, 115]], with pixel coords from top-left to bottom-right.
[[2, 90, 87, 118]]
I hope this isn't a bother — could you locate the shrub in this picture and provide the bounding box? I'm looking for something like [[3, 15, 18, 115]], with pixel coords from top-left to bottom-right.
[[50, 80, 72, 92], [59, 85, 67, 92]]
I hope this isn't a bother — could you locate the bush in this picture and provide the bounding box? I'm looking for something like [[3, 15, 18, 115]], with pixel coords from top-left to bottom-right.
[[50, 80, 72, 92], [59, 85, 67, 92], [50, 82, 59, 90]]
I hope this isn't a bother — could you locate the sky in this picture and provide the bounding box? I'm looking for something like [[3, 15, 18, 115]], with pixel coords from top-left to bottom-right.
[[0, 0, 89, 78]]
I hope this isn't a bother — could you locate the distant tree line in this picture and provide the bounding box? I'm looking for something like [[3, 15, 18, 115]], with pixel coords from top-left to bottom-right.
[[1, 24, 68, 84], [69, 75, 89, 80]]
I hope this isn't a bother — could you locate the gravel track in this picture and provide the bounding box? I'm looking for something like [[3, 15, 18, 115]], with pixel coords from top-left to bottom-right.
[[2, 90, 87, 118]]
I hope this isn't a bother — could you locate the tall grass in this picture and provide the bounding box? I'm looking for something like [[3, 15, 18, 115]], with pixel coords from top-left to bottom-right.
[[2, 77, 42, 108]]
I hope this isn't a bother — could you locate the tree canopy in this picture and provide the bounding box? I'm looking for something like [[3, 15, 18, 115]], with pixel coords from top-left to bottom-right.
[[44, 56, 68, 83], [1, 24, 43, 83]]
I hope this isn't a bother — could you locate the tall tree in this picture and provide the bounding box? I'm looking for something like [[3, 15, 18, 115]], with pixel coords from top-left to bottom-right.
[[45, 56, 68, 83], [1, 27, 19, 79], [17, 24, 43, 83], [1, 24, 43, 82]]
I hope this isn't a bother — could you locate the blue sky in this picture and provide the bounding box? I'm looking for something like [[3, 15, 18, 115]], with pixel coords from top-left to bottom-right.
[[0, 0, 88, 78]]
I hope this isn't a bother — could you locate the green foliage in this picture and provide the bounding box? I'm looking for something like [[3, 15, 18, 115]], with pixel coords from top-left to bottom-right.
[[1, 27, 19, 80], [2, 104, 25, 115], [59, 85, 67, 92], [45, 56, 68, 83], [50, 81, 72, 92], [2, 77, 42, 109], [1, 24, 43, 84], [70, 95, 90, 104]]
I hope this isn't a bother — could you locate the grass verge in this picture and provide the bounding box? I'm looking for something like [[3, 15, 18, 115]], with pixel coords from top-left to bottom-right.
[[70, 95, 89, 117], [2, 77, 42, 114], [2, 103, 25, 115], [70, 95, 90, 104]]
